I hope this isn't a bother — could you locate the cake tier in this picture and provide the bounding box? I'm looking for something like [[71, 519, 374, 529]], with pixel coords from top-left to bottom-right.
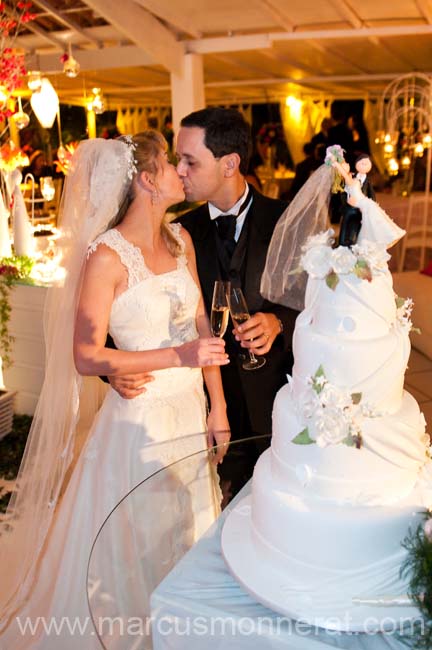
[[291, 310, 410, 413], [304, 267, 396, 340], [251, 450, 428, 622], [272, 385, 428, 505]]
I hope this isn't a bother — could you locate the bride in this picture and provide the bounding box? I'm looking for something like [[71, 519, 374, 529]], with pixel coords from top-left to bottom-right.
[[0, 132, 230, 648]]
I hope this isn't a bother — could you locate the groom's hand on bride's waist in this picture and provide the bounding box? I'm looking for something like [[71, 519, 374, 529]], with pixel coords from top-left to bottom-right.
[[108, 372, 154, 399]]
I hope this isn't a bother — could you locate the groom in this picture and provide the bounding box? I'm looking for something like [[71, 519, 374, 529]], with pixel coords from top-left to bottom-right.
[[175, 108, 298, 486]]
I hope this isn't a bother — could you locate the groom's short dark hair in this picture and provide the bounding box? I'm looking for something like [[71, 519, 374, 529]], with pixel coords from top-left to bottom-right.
[[180, 107, 251, 175]]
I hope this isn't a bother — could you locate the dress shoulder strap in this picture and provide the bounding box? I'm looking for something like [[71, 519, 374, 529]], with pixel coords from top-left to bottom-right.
[[87, 229, 148, 288]]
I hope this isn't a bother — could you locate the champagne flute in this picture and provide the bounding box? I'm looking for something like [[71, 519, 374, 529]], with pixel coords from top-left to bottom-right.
[[227, 287, 266, 370], [210, 281, 230, 338]]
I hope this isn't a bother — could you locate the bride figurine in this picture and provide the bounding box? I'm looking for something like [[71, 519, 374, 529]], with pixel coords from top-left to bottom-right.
[[0, 133, 230, 649]]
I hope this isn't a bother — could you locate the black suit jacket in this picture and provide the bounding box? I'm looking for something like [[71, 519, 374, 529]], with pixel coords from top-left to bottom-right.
[[178, 186, 298, 435]]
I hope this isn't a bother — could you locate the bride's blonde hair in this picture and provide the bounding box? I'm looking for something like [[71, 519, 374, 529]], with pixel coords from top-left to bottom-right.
[[111, 130, 182, 256]]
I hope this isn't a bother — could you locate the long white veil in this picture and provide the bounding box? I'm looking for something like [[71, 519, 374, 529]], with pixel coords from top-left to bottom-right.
[[0, 138, 135, 630], [261, 164, 335, 311]]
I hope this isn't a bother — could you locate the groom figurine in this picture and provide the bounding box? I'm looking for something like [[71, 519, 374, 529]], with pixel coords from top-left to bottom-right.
[[175, 107, 298, 489], [339, 153, 376, 247]]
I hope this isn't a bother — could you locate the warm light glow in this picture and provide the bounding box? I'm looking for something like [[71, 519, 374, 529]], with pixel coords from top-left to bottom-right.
[[401, 155, 411, 169], [414, 142, 424, 157], [423, 134, 432, 147], [384, 133, 392, 143], [285, 95, 302, 120], [40, 176, 55, 201], [384, 143, 394, 155], [27, 70, 42, 92], [387, 158, 399, 175], [0, 85, 8, 105], [31, 78, 59, 128], [86, 87, 105, 115]]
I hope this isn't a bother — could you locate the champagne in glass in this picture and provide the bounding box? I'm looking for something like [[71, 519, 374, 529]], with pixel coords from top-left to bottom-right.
[[211, 281, 230, 338], [227, 287, 266, 370]]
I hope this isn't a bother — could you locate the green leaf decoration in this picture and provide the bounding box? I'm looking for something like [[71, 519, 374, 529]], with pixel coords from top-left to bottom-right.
[[292, 428, 315, 445], [354, 259, 373, 282], [325, 271, 339, 291], [343, 435, 355, 447], [395, 295, 406, 309], [351, 392, 362, 405], [312, 365, 326, 394], [412, 327, 422, 335]]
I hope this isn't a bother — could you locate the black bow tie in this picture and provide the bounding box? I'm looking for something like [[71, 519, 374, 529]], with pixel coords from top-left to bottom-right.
[[215, 213, 237, 241]]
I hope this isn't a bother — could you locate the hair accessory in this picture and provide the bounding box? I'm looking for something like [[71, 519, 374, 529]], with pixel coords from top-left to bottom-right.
[[118, 134, 138, 179]]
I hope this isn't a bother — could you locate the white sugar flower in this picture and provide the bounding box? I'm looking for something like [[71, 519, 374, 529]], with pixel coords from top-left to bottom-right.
[[352, 240, 390, 271], [320, 383, 352, 410], [301, 245, 333, 278], [302, 229, 335, 252], [315, 409, 350, 447], [331, 246, 356, 274]]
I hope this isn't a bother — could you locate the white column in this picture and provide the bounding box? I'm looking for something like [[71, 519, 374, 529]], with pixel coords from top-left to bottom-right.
[[170, 53, 205, 132]]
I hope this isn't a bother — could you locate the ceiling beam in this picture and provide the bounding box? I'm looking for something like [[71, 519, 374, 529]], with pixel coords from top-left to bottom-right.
[[37, 45, 155, 73], [256, 0, 295, 32], [327, 0, 363, 28], [132, 0, 202, 38], [31, 0, 102, 46], [415, 0, 432, 23], [83, 0, 184, 74], [187, 24, 432, 53]]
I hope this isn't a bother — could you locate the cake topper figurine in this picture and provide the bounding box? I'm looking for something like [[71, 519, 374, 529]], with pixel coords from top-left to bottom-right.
[[337, 153, 375, 247]]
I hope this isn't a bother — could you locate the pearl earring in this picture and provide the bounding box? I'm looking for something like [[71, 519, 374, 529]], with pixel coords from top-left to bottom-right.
[[151, 190, 159, 205]]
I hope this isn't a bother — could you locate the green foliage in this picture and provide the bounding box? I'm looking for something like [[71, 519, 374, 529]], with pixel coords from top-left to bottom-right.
[[401, 511, 432, 649], [0, 256, 34, 367], [0, 414, 32, 513], [354, 259, 373, 282], [292, 428, 314, 445], [325, 271, 339, 291]]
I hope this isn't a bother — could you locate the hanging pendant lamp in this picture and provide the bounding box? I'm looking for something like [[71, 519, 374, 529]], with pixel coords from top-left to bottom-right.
[[31, 78, 59, 128]]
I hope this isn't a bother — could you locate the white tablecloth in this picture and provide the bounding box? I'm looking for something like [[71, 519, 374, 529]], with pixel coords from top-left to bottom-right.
[[150, 483, 414, 650]]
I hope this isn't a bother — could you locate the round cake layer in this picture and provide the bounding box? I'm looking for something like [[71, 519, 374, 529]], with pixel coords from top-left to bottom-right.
[[252, 450, 427, 574], [304, 268, 396, 339], [291, 316, 410, 413], [272, 386, 428, 504]]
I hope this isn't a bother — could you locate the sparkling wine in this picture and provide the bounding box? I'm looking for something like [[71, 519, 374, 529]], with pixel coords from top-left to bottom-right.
[[211, 306, 229, 337], [232, 313, 249, 327]]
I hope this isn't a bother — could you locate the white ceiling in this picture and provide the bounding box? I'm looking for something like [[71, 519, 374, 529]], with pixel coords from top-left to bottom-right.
[[13, 0, 432, 108]]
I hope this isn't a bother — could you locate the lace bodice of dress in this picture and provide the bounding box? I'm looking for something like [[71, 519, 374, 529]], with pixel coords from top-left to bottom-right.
[[88, 223, 200, 354]]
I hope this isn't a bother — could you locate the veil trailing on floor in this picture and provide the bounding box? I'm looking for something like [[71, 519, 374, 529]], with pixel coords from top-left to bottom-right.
[[0, 138, 136, 630], [260, 164, 335, 311]]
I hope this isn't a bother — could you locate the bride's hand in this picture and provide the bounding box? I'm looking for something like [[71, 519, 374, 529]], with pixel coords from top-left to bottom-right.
[[175, 338, 229, 368], [207, 410, 231, 465]]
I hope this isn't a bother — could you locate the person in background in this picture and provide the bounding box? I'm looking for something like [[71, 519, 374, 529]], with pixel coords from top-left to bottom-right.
[[286, 141, 320, 201]]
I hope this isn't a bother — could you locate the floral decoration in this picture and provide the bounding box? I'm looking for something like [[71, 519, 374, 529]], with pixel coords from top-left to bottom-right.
[[291, 365, 378, 449], [395, 294, 420, 334], [324, 144, 345, 166], [0, 140, 28, 171], [300, 229, 390, 290], [0, 1, 36, 121], [257, 122, 285, 147], [54, 141, 78, 175]]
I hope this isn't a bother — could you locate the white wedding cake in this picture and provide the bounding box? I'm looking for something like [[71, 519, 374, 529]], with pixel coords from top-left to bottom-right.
[[222, 195, 432, 631]]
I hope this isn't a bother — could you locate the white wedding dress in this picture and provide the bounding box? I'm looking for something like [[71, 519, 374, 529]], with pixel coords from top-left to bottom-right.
[[1, 224, 220, 649]]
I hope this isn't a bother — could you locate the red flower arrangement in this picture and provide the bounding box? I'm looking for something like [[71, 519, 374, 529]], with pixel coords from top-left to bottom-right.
[[0, 1, 36, 121]]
